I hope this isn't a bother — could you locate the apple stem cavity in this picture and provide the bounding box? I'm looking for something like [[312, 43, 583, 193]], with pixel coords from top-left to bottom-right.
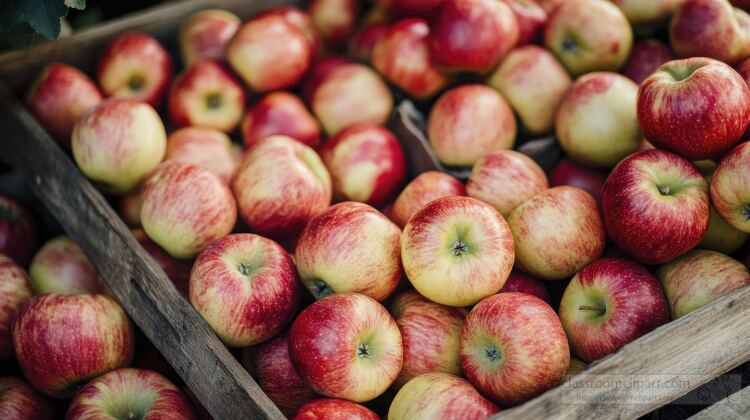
[[742, 205, 750, 222], [561, 36, 577, 52], [658, 185, 671, 196], [127, 74, 145, 92], [206, 92, 223, 109], [237, 262, 254, 277], [577, 304, 606, 314], [484, 345, 501, 362], [452, 240, 469, 256], [313, 280, 333, 299], [357, 343, 371, 358]]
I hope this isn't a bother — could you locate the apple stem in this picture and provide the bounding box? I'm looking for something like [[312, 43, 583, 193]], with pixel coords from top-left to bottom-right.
[[313, 280, 333, 299], [452, 240, 469, 256], [357, 343, 371, 358], [578, 304, 605, 313], [238, 262, 253, 277], [742, 205, 750, 222], [658, 185, 671, 196]]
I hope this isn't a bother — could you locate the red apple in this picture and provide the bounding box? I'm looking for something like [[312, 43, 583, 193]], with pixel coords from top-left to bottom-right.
[[179, 9, 240, 66], [391, 171, 466, 228], [0, 255, 33, 359], [292, 398, 378, 420], [349, 22, 388, 62], [670, 0, 750, 64], [559, 258, 669, 362], [301, 56, 351, 103], [379, 0, 446, 19], [0, 377, 53, 420], [548, 158, 608, 204], [502, 0, 547, 46], [461, 292, 569, 405], [602, 150, 710, 264], [257, 7, 320, 55], [499, 269, 550, 304], [307, 0, 360, 47], [164, 126, 239, 184], [242, 92, 322, 150], [289, 293, 403, 402], [0, 194, 37, 266], [623, 39, 675, 84], [711, 141, 750, 233], [28, 236, 101, 295], [132, 229, 192, 299], [119, 189, 143, 228], [388, 373, 498, 420], [320, 124, 407, 208]]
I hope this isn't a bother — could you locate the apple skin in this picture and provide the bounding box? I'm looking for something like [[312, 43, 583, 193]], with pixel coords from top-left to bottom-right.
[[544, 0, 633, 77], [711, 141, 750, 233], [428, 84, 517, 167], [308, 0, 360, 48], [257, 7, 320, 56], [461, 292, 569, 406], [141, 162, 237, 259], [0, 255, 33, 359], [657, 250, 750, 319], [132, 229, 192, 299], [602, 150, 710, 264], [29, 236, 101, 295], [548, 158, 608, 204], [232, 135, 331, 242], [349, 22, 389, 61], [292, 398, 379, 420], [0, 377, 53, 420], [96, 32, 173, 108], [466, 150, 548, 217], [165, 126, 239, 184], [610, 0, 682, 29], [670, 0, 750, 64], [487, 45, 572, 136], [66, 368, 196, 420], [12, 293, 135, 398], [242, 333, 317, 416], [499, 269, 551, 304], [179, 9, 240, 66], [623, 39, 675, 85], [301, 56, 351, 103], [699, 205, 748, 254], [319, 124, 407, 208], [388, 373, 498, 420], [637, 58, 750, 160], [288, 293, 403, 403], [295, 202, 401, 301], [559, 258, 669, 362], [502, 0, 547, 46], [242, 92, 322, 150], [26, 63, 102, 148], [379, 0, 446, 19], [401, 196, 515, 306], [119, 189, 144, 228], [391, 171, 466, 229], [556, 72, 641, 168], [390, 290, 466, 389], [509, 186, 605, 280], [0, 194, 37, 267]]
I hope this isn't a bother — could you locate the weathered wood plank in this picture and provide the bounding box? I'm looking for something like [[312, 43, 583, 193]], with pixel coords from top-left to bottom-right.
[[689, 386, 750, 420]]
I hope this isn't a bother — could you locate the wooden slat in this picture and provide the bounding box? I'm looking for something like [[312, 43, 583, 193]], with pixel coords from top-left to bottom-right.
[[689, 386, 750, 420]]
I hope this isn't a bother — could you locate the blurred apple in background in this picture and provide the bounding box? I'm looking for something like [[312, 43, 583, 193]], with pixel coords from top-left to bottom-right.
[[349, 22, 388, 61], [0, 194, 37, 266], [711, 141, 750, 233], [0, 255, 33, 359], [501, 0, 547, 46], [380, 0, 446, 19], [0, 377, 53, 420], [242, 92, 322, 150], [548, 158, 608, 204], [301, 56, 351, 103], [308, 0, 360, 48], [29, 236, 101, 295], [132, 229, 192, 299], [164, 126, 239, 184], [610, 0, 682, 31], [499, 269, 550, 304], [292, 398, 378, 420], [622, 39, 675, 84], [388, 373, 498, 420], [179, 9, 240, 66], [391, 171, 465, 229], [257, 6, 320, 55], [699, 206, 749, 254]]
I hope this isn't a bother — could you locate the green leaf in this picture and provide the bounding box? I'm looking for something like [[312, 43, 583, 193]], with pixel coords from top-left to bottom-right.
[[0, 0, 68, 40], [64, 0, 85, 10]]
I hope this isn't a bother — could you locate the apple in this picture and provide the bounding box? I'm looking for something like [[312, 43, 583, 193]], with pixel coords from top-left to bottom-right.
[[559, 258, 669, 362], [391, 171, 465, 229], [66, 368, 196, 419], [737, 56, 750, 85], [466, 150, 548, 217], [544, 0, 633, 77], [670, 0, 750, 64], [12, 293, 134, 397], [232, 135, 331, 242], [390, 290, 466, 389], [461, 292, 569, 405], [388, 373, 498, 420], [638, 57, 750, 160], [0, 377, 53, 419], [308, 0, 360, 48], [295, 202, 401, 301], [0, 194, 37, 266], [623, 39, 675, 84], [96, 32, 172, 108], [509, 186, 605, 280], [179, 9, 240, 66], [537, 0, 564, 13], [379, 0, 446, 19], [401, 196, 515, 306], [699, 206, 749, 254], [301, 56, 351, 103], [711, 142, 750, 233], [72, 98, 167, 194], [349, 22, 389, 62], [610, 0, 682, 29], [226, 15, 312, 92], [164, 126, 238, 184], [487, 45, 572, 136], [119, 189, 143, 228], [0, 255, 33, 359], [657, 250, 750, 318], [292, 398, 378, 420], [288, 293, 403, 402], [603, 150, 710, 264], [132, 229, 192, 299], [556, 72, 641, 168], [499, 269, 551, 304], [257, 6, 320, 55], [28, 236, 101, 295], [565, 357, 587, 379], [428, 84, 517, 167], [548, 158, 608, 204], [320, 124, 407, 208], [502, 0, 547, 46], [140, 162, 237, 259], [242, 91, 322, 150]]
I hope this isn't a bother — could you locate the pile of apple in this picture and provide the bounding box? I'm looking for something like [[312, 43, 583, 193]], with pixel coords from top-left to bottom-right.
[[7, 0, 750, 417]]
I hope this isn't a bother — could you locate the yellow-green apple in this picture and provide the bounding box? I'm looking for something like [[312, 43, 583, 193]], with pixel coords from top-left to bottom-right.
[[179, 9, 240, 66], [26, 63, 102, 147], [544, 0, 633, 76], [699, 206, 748, 254], [556, 72, 641, 168], [288, 293, 403, 402], [349, 22, 388, 61], [388, 373, 498, 420], [319, 124, 407, 208], [29, 236, 101, 295], [401, 196, 515, 306], [610, 0, 682, 30], [461, 292, 569, 405], [657, 250, 750, 318], [0, 194, 37, 266], [256, 7, 320, 56], [12, 294, 134, 397], [308, 0, 360, 48], [466, 150, 548, 217], [509, 186, 605, 280], [637, 58, 750, 160], [226, 15, 312, 92], [66, 368, 196, 419], [0, 377, 53, 419], [623, 39, 675, 84], [670, 0, 750, 64], [132, 229, 192, 299], [428, 84, 517, 167], [549, 158, 608, 204], [391, 171, 465, 228], [164, 126, 239, 184], [140, 162, 236, 259], [292, 398, 379, 420], [390, 290, 466, 389], [379, 0, 446, 19], [502, 0, 547, 46], [0, 255, 33, 359], [295, 202, 401, 301], [602, 150, 710, 264], [119, 189, 143, 228], [96, 33, 173, 108], [242, 333, 317, 416], [167, 59, 246, 133], [711, 141, 750, 233], [499, 269, 550, 304], [242, 92, 322, 150], [232, 136, 331, 242], [72, 99, 167, 194], [559, 258, 669, 362], [487, 45, 571, 136]]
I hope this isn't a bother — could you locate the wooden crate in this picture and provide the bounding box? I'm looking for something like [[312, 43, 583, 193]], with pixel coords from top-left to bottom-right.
[[0, 1, 748, 418]]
